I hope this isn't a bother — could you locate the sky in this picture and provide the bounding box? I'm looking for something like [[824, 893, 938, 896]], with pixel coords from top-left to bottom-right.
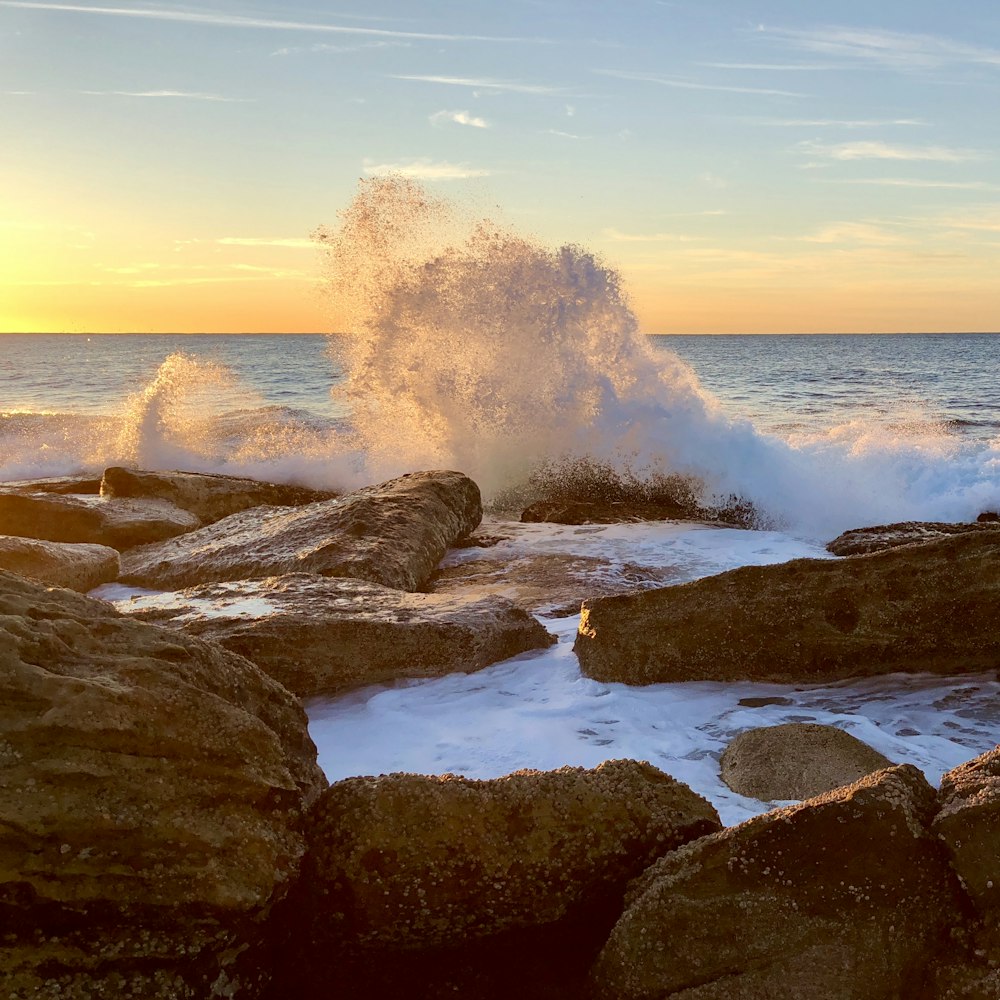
[[2, 0, 999, 334]]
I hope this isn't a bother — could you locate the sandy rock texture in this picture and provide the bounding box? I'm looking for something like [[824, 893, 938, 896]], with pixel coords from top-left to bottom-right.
[[114, 573, 555, 698], [0, 475, 102, 495], [720, 722, 893, 802], [0, 490, 199, 549], [575, 531, 1000, 685], [827, 520, 1000, 556], [119, 470, 482, 591], [0, 535, 120, 591], [0, 569, 325, 999], [101, 466, 337, 526], [520, 498, 692, 525], [589, 765, 966, 1000]]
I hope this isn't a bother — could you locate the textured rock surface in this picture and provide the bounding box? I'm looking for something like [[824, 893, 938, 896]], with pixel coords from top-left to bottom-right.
[[0, 569, 324, 999], [0, 535, 120, 591], [114, 573, 555, 698], [101, 466, 337, 526], [520, 498, 691, 525], [934, 746, 1000, 914], [720, 723, 893, 801], [590, 765, 966, 1000], [0, 491, 199, 549], [299, 760, 721, 952], [827, 520, 1000, 556], [575, 531, 1000, 685], [0, 475, 102, 495], [119, 470, 482, 591]]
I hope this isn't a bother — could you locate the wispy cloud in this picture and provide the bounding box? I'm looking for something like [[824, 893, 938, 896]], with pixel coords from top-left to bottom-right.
[[272, 40, 411, 57], [216, 237, 316, 248], [603, 228, 702, 242], [760, 25, 1000, 71], [699, 62, 834, 71], [749, 117, 925, 128], [826, 178, 1000, 192], [81, 89, 249, 102], [430, 109, 490, 129], [0, 2, 548, 44], [801, 140, 980, 163], [393, 74, 562, 95], [800, 222, 911, 245], [542, 129, 583, 139], [595, 69, 804, 98], [363, 158, 491, 180]]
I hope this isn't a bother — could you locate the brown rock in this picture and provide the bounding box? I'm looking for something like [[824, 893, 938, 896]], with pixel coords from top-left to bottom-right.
[[0, 569, 324, 998], [826, 520, 1000, 556], [720, 723, 893, 802], [0, 491, 200, 549], [575, 531, 1000, 685], [520, 498, 689, 525], [119, 470, 482, 592], [113, 573, 555, 698], [100, 466, 338, 526], [0, 475, 102, 495], [589, 765, 966, 1000], [0, 535, 120, 592]]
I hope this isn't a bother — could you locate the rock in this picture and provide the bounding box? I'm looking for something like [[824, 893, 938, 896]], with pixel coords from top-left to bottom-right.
[[736, 696, 793, 708], [0, 535, 120, 591], [977, 511, 999, 523], [520, 498, 690, 525], [112, 573, 555, 698], [0, 474, 102, 495], [0, 569, 324, 998], [119, 470, 482, 592], [0, 491, 200, 549], [720, 723, 893, 801], [575, 531, 1000, 685], [933, 746, 1000, 915], [827, 520, 1000, 556], [100, 466, 338, 526], [589, 765, 966, 1000], [298, 760, 720, 953]]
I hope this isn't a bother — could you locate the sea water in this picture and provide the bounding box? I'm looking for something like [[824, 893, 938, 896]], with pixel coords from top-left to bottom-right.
[[5, 177, 1000, 821]]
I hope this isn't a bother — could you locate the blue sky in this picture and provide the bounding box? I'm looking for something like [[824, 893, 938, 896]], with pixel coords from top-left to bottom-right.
[[2, 0, 999, 332]]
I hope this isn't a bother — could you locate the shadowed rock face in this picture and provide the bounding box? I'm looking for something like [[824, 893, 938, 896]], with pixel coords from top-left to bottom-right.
[[115, 573, 555, 698], [0, 570, 324, 999], [575, 531, 1000, 685], [827, 520, 1000, 556], [0, 535, 120, 591], [100, 467, 338, 526], [119, 470, 483, 592], [720, 723, 893, 802], [589, 765, 967, 1000]]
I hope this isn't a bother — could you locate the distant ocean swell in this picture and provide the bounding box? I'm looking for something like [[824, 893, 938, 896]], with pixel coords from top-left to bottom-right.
[[2, 178, 999, 538]]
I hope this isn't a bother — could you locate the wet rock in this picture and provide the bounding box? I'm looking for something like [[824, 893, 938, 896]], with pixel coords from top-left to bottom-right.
[[575, 531, 1000, 685], [977, 511, 999, 523], [589, 765, 966, 1000], [0, 474, 102, 495], [0, 535, 120, 592], [520, 498, 690, 525], [736, 696, 793, 708], [100, 466, 338, 526], [720, 722, 893, 802], [0, 569, 324, 998], [826, 520, 1000, 556], [114, 573, 555, 698], [119, 470, 482, 592], [0, 491, 200, 549]]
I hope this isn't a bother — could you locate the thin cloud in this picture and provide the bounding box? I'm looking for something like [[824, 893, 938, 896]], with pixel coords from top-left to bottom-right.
[[542, 129, 583, 139], [800, 222, 911, 245], [0, 2, 549, 43], [81, 89, 249, 101], [363, 158, 491, 180], [603, 228, 701, 242], [827, 178, 1000, 192], [216, 237, 316, 248], [595, 69, 804, 98], [272, 40, 411, 56], [749, 117, 925, 128], [393, 74, 563, 95], [430, 109, 490, 128], [700, 61, 834, 71], [801, 140, 979, 163]]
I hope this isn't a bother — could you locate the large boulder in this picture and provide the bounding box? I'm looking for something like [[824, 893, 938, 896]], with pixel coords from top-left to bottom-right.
[[119, 470, 482, 592], [0, 491, 199, 549], [0, 475, 102, 495], [589, 765, 966, 1000], [0, 570, 325, 998], [827, 520, 1000, 556], [0, 535, 120, 592], [111, 573, 555, 698], [575, 531, 1000, 685], [100, 467, 337, 526], [720, 723, 893, 801]]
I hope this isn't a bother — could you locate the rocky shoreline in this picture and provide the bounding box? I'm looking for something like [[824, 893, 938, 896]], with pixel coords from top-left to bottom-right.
[[1, 467, 998, 998]]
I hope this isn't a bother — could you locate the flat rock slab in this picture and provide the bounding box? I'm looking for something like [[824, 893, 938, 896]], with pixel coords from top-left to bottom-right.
[[575, 531, 1000, 685], [0, 569, 324, 998], [119, 470, 482, 592], [114, 573, 555, 698], [0, 491, 200, 549], [0, 475, 102, 495], [720, 722, 892, 802], [589, 765, 965, 1000], [827, 520, 1000, 556], [0, 535, 120, 592], [100, 466, 338, 526], [520, 499, 692, 525]]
